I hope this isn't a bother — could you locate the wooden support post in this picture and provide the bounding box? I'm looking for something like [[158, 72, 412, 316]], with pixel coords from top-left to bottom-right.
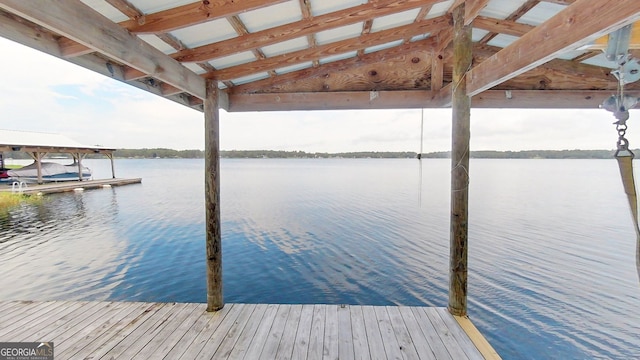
[[29, 152, 45, 184], [108, 153, 116, 179], [204, 79, 223, 312], [76, 153, 83, 181], [449, 3, 472, 317]]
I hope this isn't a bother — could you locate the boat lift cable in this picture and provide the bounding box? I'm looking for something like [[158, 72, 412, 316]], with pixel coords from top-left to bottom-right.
[[601, 24, 640, 285]]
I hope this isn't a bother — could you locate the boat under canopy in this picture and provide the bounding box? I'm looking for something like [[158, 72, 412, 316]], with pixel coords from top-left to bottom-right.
[[6, 161, 91, 183]]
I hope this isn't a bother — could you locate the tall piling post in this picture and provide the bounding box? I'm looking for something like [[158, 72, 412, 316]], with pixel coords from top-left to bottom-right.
[[204, 79, 223, 311], [449, 3, 472, 317]]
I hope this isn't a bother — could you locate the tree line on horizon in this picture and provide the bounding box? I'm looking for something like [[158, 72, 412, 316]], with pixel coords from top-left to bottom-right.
[[1, 148, 628, 160]]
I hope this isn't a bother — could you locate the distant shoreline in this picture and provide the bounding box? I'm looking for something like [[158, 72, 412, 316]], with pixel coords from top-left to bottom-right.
[[3, 149, 628, 160]]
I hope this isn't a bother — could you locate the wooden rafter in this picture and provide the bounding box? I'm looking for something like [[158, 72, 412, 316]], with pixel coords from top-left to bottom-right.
[[297, 0, 319, 68], [467, 0, 640, 97], [104, 0, 143, 22], [357, 20, 374, 58], [0, 0, 206, 99], [473, 16, 534, 38], [173, 0, 443, 63], [210, 15, 450, 82], [120, 0, 289, 34]]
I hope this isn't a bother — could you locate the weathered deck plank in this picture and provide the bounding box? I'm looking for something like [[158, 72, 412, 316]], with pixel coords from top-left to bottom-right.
[[291, 304, 314, 360], [0, 301, 498, 360], [349, 305, 371, 360], [227, 303, 268, 360], [58, 302, 149, 358]]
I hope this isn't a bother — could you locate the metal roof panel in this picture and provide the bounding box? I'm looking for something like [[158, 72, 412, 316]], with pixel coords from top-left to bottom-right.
[[128, 0, 192, 14], [472, 29, 490, 42], [426, 1, 455, 19], [316, 23, 364, 45], [479, 0, 528, 20], [231, 72, 271, 85], [371, 8, 422, 32], [170, 18, 237, 49], [79, 0, 129, 22], [238, 0, 302, 33], [517, 2, 567, 26], [365, 40, 404, 54], [320, 51, 358, 65], [138, 35, 175, 54], [209, 52, 257, 70], [487, 34, 519, 48], [276, 62, 314, 75], [0, 129, 113, 150], [261, 37, 309, 57]]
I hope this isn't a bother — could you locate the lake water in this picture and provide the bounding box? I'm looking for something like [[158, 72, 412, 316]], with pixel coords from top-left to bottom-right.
[[0, 158, 638, 359]]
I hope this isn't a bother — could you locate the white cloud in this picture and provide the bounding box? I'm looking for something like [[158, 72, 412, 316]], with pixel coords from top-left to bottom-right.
[[0, 36, 637, 153]]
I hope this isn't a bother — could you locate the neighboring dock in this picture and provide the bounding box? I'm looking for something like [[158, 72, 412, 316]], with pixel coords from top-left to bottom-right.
[[0, 178, 141, 195], [0, 300, 499, 360]]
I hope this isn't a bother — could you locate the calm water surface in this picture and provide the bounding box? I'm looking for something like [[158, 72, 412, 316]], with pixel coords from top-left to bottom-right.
[[0, 158, 638, 359]]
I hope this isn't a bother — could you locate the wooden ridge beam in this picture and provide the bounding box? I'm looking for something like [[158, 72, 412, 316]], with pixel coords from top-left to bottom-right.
[[467, 0, 640, 97], [120, 0, 288, 34], [173, 0, 444, 63], [210, 15, 450, 82], [0, 0, 206, 99]]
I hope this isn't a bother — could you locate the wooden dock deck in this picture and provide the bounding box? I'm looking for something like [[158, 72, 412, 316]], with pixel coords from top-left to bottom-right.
[[0, 178, 142, 195], [0, 301, 499, 360]]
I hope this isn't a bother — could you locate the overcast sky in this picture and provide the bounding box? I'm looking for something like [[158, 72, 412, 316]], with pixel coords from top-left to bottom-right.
[[0, 37, 636, 153]]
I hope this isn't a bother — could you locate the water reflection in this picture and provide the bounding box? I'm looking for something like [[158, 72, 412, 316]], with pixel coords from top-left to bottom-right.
[[0, 158, 638, 359], [0, 188, 128, 300]]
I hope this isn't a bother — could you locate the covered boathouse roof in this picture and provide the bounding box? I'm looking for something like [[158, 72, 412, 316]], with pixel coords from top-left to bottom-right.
[[0, 129, 115, 155], [0, 1, 639, 111]]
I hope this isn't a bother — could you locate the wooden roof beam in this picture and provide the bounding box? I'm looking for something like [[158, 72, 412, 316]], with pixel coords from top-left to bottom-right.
[[226, 89, 633, 111], [173, 0, 445, 63], [0, 0, 206, 99], [211, 15, 450, 82], [230, 36, 440, 93], [120, 0, 289, 34], [467, 0, 640, 97]]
